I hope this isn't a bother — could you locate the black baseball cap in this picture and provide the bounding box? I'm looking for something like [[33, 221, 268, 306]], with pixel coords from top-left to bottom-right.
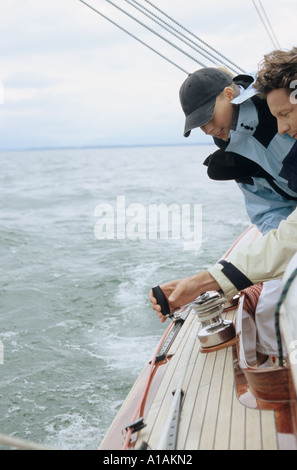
[[179, 67, 233, 137]]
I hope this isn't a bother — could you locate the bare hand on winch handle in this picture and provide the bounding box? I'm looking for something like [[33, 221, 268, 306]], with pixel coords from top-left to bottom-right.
[[150, 272, 222, 323]]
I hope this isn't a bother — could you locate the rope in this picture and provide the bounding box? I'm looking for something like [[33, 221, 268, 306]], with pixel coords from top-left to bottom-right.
[[274, 267, 297, 367]]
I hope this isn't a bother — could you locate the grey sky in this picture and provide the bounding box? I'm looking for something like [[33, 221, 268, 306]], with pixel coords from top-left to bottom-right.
[[0, 0, 295, 150]]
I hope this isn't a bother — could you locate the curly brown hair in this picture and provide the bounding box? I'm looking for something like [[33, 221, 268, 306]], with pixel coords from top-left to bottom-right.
[[254, 47, 297, 96]]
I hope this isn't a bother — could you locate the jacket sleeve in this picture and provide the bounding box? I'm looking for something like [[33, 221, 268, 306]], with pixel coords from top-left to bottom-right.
[[208, 208, 297, 299], [237, 180, 297, 234]]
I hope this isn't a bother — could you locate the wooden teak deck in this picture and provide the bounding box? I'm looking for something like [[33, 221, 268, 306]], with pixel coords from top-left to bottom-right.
[[99, 228, 297, 451], [134, 311, 279, 451]]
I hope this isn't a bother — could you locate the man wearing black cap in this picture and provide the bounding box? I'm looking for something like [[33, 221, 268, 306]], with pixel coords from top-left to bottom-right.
[[180, 67, 235, 140]]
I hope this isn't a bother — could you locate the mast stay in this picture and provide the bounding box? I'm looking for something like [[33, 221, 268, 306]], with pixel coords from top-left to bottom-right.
[[78, 0, 246, 75]]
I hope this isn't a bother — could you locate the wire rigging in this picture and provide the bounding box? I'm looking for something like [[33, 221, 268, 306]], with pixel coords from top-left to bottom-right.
[[252, 0, 281, 49], [126, 0, 242, 74], [142, 0, 246, 73], [78, 0, 190, 74], [258, 0, 281, 48], [100, 0, 210, 68], [79, 0, 246, 75]]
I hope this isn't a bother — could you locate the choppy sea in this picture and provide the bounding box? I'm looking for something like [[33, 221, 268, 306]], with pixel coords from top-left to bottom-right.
[[0, 145, 249, 450]]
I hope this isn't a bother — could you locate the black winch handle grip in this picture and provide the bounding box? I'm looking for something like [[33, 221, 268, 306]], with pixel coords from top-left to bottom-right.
[[152, 285, 171, 317]]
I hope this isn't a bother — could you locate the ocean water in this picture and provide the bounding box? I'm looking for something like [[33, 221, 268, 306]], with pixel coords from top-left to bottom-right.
[[0, 145, 249, 450]]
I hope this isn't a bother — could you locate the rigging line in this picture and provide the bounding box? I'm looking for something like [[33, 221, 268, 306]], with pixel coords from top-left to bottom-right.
[[252, 0, 280, 49], [78, 0, 190, 74], [252, 0, 278, 48], [100, 0, 208, 68], [143, 0, 246, 73], [258, 0, 281, 49], [126, 0, 240, 74]]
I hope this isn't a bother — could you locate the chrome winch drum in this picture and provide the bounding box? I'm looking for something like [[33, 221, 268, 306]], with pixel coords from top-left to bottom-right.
[[190, 292, 235, 348]]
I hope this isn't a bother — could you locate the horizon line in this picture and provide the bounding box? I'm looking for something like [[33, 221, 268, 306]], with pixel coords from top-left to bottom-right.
[[0, 142, 213, 152]]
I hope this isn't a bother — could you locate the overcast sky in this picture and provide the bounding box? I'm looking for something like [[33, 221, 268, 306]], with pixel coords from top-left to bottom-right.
[[0, 0, 295, 150]]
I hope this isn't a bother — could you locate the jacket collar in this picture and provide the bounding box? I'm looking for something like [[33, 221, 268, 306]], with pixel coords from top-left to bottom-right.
[[231, 73, 259, 105]]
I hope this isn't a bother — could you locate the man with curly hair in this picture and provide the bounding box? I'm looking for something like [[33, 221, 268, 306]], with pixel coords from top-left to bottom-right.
[[255, 47, 297, 140], [151, 47, 297, 321]]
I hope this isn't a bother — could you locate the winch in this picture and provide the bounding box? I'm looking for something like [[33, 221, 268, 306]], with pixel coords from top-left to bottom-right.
[[152, 286, 236, 349], [190, 291, 235, 348]]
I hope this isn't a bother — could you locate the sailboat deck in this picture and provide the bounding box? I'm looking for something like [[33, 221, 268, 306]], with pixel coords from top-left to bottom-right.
[[136, 311, 278, 450]]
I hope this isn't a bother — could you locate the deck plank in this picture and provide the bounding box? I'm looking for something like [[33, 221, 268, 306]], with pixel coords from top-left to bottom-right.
[[213, 347, 234, 449], [199, 349, 227, 450], [261, 410, 278, 450], [177, 342, 206, 449], [230, 380, 246, 449], [246, 407, 262, 450]]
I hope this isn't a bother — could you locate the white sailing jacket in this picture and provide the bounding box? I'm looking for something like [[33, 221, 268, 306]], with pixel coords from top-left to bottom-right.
[[208, 207, 297, 299]]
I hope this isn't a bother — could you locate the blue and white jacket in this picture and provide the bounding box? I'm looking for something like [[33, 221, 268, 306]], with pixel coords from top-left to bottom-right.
[[204, 74, 297, 234]]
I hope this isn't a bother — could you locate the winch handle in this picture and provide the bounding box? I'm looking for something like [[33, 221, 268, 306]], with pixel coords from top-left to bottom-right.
[[152, 285, 171, 317]]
